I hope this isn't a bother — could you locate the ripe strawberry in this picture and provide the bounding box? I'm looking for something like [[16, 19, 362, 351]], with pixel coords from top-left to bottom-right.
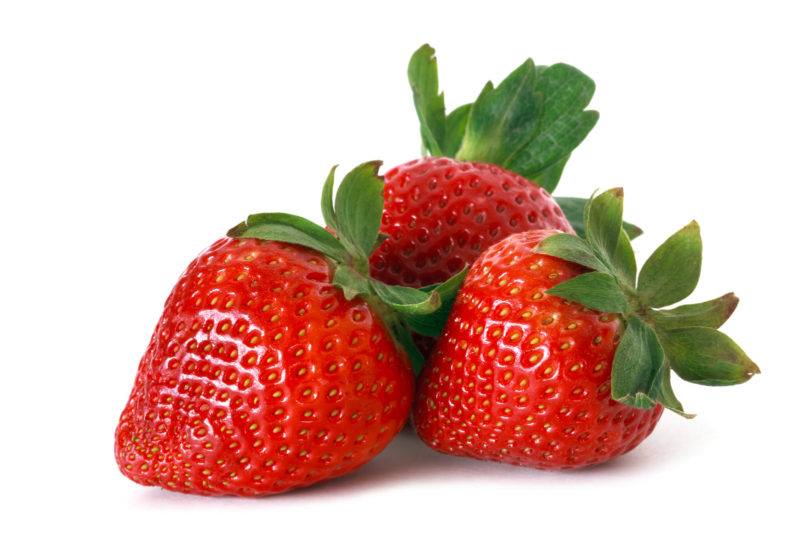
[[414, 189, 758, 469], [115, 162, 462, 495], [370, 157, 572, 287], [370, 45, 619, 288]]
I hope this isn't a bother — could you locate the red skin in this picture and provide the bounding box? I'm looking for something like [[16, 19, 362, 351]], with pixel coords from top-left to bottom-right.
[[413, 230, 662, 469], [115, 238, 413, 496], [370, 157, 573, 288]]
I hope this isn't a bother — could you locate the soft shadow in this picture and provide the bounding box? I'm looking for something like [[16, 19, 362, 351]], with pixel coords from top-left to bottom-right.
[[133, 426, 679, 504]]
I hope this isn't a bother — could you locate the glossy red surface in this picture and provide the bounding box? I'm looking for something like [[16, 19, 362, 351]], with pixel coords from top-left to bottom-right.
[[115, 238, 413, 496], [370, 157, 573, 288], [413, 230, 662, 469]]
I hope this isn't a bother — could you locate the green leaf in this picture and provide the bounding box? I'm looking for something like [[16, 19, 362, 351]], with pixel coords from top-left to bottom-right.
[[611, 316, 665, 409], [638, 221, 702, 308], [442, 103, 471, 157], [227, 212, 347, 263], [652, 293, 739, 330], [408, 44, 445, 156], [652, 362, 694, 418], [547, 271, 630, 313], [333, 161, 384, 260], [405, 267, 467, 337], [370, 279, 441, 315], [556, 196, 643, 240], [537, 232, 607, 273], [585, 188, 624, 262], [457, 59, 540, 165], [535, 63, 596, 133], [320, 165, 337, 230], [332, 264, 370, 301], [611, 228, 637, 287], [658, 327, 759, 386], [505, 63, 596, 188], [384, 317, 426, 375], [506, 110, 598, 188], [529, 155, 569, 194], [455, 60, 597, 191]]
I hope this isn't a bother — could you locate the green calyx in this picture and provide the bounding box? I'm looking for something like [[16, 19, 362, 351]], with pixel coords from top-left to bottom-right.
[[407, 44, 640, 239], [537, 189, 759, 417], [228, 162, 466, 374]]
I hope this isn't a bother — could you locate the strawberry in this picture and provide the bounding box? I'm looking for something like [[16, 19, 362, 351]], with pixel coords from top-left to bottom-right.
[[370, 157, 573, 287], [413, 189, 758, 469], [370, 45, 631, 288], [115, 162, 463, 496]]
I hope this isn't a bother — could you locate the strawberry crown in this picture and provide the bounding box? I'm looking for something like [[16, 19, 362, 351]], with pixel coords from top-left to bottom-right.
[[407, 44, 642, 240], [228, 162, 465, 374], [538, 190, 759, 416]]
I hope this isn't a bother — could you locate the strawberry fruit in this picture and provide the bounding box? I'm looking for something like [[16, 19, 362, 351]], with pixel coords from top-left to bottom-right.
[[115, 162, 462, 495], [370, 45, 639, 289], [413, 189, 758, 469]]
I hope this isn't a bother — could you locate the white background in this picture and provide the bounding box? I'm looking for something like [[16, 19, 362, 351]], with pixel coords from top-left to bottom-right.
[[1, 1, 798, 532]]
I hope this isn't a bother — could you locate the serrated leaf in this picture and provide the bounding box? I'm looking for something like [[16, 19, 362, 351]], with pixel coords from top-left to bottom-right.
[[611, 316, 665, 409], [333, 161, 384, 260], [611, 228, 637, 287], [442, 103, 471, 157], [535, 63, 596, 132], [653, 293, 739, 330], [320, 165, 337, 230], [408, 44, 445, 156], [658, 327, 759, 386], [585, 188, 624, 262], [405, 267, 467, 337], [456, 60, 540, 164], [537, 232, 607, 272], [556, 196, 643, 240], [638, 221, 702, 308], [370, 279, 441, 315], [227, 213, 347, 263], [547, 271, 629, 313], [455, 59, 597, 191], [331, 264, 370, 301]]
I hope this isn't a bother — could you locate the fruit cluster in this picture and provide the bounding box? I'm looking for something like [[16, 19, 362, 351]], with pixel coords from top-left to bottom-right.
[[115, 45, 758, 496]]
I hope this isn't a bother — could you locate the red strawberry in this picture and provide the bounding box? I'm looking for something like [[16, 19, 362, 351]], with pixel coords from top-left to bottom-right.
[[115, 163, 463, 495], [370, 157, 572, 287], [116, 238, 412, 495], [370, 45, 610, 288], [414, 189, 758, 469]]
